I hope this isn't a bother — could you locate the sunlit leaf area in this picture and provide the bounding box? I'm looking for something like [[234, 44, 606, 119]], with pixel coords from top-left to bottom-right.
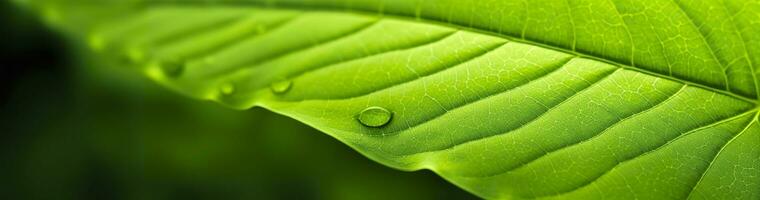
[[4, 0, 760, 199]]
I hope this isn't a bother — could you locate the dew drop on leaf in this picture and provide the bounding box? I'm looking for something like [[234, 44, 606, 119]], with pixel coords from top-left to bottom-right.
[[270, 79, 292, 94], [357, 107, 393, 128]]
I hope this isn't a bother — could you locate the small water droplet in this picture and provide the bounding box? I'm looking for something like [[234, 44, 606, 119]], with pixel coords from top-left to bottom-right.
[[357, 107, 392, 128], [220, 83, 236, 95], [270, 79, 292, 94]]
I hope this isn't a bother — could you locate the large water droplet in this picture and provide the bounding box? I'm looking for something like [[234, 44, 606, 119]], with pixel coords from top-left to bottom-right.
[[220, 83, 236, 95], [270, 79, 292, 94], [357, 107, 392, 128]]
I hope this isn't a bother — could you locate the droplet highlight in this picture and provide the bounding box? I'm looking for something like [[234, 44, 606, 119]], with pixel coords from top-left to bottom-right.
[[357, 107, 393, 128], [270, 79, 292, 94]]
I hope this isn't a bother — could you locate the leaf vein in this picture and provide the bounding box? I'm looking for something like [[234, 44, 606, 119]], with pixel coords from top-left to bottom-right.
[[398, 65, 619, 156], [542, 109, 758, 198], [685, 111, 759, 199], [478, 83, 689, 179]]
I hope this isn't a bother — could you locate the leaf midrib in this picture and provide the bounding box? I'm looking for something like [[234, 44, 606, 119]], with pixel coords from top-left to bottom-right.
[[144, 2, 759, 105]]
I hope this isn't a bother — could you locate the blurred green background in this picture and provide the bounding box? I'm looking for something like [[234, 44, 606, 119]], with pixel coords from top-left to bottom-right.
[[0, 1, 475, 199]]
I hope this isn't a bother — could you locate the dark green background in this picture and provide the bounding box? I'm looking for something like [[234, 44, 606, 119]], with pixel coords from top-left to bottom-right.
[[0, 1, 475, 199]]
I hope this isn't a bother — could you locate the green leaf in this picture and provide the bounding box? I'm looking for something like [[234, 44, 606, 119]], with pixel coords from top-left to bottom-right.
[[33, 0, 760, 199]]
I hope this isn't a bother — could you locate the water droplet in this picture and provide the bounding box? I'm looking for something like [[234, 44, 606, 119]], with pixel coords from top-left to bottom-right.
[[357, 107, 392, 128], [220, 83, 235, 95], [270, 79, 292, 94]]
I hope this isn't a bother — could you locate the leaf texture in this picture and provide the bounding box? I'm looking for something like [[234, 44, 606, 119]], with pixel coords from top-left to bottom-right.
[[33, 0, 760, 199]]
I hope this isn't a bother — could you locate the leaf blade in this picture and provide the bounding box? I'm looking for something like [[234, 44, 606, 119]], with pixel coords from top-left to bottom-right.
[[35, 1, 760, 199]]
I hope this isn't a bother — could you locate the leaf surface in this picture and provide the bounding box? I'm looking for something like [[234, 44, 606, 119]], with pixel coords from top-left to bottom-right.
[[33, 0, 760, 199]]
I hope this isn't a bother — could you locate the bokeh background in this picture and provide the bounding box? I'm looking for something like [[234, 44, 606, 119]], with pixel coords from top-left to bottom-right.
[[0, 1, 475, 199]]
